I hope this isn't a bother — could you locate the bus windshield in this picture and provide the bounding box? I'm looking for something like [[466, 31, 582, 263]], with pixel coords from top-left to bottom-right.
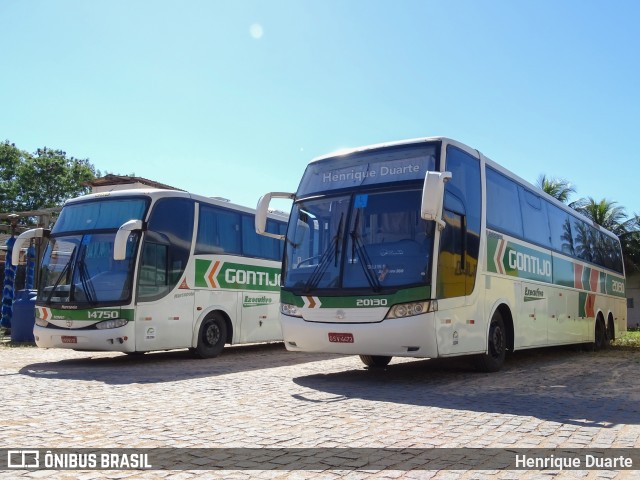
[[284, 188, 435, 292], [39, 233, 138, 305], [38, 197, 148, 305]]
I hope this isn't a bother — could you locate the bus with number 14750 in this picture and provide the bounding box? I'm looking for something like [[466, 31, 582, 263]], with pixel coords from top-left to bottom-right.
[[255, 137, 626, 371], [13, 189, 288, 357]]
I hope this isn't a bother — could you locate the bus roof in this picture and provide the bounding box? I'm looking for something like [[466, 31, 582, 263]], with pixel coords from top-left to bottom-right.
[[307, 136, 619, 242], [310, 136, 454, 163], [63, 188, 288, 220]]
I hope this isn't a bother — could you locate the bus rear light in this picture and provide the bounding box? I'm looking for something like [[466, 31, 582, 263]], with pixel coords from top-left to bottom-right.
[[385, 300, 436, 319]]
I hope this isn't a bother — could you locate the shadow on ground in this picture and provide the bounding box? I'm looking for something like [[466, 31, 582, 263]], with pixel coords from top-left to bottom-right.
[[292, 346, 640, 428], [17, 342, 339, 385]]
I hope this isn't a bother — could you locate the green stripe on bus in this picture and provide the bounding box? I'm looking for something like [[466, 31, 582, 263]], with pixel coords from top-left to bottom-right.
[[486, 231, 625, 298], [281, 285, 431, 308], [37, 308, 135, 322], [195, 259, 281, 292]]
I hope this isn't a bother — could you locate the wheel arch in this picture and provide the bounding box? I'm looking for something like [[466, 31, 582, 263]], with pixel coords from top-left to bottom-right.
[[192, 307, 234, 347], [488, 301, 514, 353]]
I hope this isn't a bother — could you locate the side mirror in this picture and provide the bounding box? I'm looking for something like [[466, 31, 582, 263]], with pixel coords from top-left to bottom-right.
[[11, 228, 49, 266], [114, 220, 143, 261], [255, 192, 294, 240], [421, 171, 452, 230]]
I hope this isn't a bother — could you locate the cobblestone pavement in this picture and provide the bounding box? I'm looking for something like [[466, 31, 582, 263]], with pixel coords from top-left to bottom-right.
[[0, 342, 639, 479]]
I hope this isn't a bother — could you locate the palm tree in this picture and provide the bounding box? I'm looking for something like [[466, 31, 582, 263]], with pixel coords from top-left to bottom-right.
[[536, 175, 576, 204], [573, 197, 640, 273]]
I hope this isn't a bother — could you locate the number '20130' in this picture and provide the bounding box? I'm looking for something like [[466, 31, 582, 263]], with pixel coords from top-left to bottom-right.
[[356, 298, 388, 307]]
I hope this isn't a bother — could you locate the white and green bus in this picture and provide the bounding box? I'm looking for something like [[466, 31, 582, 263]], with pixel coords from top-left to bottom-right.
[[256, 137, 626, 371], [13, 189, 287, 357]]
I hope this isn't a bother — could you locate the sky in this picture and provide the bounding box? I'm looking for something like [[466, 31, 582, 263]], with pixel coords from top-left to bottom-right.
[[1, 0, 639, 216]]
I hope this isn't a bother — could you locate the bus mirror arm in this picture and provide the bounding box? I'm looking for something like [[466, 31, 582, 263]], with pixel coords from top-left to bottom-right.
[[11, 228, 49, 266], [256, 192, 294, 240], [421, 171, 452, 230], [114, 219, 144, 261]]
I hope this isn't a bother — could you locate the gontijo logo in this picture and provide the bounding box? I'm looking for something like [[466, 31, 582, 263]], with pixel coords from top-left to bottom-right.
[[489, 236, 552, 282], [195, 259, 280, 291]]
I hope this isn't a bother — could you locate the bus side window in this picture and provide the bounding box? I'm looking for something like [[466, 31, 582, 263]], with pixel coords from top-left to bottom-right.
[[138, 198, 194, 302], [442, 146, 481, 297]]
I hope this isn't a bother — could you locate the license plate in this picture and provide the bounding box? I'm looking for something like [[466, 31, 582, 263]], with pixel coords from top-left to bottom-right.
[[61, 336, 77, 344], [328, 332, 354, 343]]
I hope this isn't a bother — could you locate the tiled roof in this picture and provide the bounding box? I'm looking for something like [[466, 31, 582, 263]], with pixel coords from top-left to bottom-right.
[[87, 174, 183, 191]]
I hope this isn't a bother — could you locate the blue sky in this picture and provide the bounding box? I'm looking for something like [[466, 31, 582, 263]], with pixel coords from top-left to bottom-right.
[[2, 0, 639, 216]]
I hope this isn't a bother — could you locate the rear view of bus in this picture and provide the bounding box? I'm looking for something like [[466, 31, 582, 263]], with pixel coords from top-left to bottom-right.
[[257, 137, 626, 371]]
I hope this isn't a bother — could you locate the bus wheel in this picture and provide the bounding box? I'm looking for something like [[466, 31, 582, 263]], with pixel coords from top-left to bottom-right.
[[593, 317, 608, 350], [360, 355, 392, 368], [477, 312, 506, 372], [194, 314, 227, 358]]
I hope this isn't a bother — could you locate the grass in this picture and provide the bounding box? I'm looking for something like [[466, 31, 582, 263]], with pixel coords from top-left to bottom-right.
[[611, 329, 640, 349]]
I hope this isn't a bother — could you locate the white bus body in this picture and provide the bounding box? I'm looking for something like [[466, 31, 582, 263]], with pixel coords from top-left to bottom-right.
[[13, 189, 287, 357], [256, 137, 626, 371]]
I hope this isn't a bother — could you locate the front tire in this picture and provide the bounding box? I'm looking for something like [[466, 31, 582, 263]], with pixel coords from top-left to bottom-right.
[[193, 314, 227, 359], [477, 311, 506, 372], [360, 355, 392, 368]]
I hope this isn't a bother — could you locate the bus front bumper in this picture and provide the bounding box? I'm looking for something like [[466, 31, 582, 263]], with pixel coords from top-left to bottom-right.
[[280, 313, 438, 358], [33, 324, 136, 352]]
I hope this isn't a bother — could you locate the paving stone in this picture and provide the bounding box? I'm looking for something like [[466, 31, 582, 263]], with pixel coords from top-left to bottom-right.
[[0, 344, 638, 479]]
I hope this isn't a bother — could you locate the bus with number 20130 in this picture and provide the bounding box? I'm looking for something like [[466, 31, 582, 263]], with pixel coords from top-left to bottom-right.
[[256, 137, 626, 371]]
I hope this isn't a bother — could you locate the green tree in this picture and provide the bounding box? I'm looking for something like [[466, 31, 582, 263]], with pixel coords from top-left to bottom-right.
[[14, 147, 97, 211], [1, 141, 99, 215], [1, 141, 99, 232], [536, 174, 576, 204], [0, 141, 24, 212]]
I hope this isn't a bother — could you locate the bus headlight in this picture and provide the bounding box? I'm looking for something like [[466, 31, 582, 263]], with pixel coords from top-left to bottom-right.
[[281, 303, 302, 318], [385, 300, 436, 319], [95, 318, 129, 330], [35, 317, 49, 327]]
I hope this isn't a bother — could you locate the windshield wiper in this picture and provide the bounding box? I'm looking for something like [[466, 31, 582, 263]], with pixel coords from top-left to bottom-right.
[[304, 213, 344, 293], [350, 209, 381, 292], [45, 247, 76, 304], [76, 251, 97, 305]]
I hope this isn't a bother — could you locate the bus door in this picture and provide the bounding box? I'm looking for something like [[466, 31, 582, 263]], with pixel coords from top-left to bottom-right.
[[135, 243, 195, 351], [134, 197, 195, 351], [434, 146, 483, 355]]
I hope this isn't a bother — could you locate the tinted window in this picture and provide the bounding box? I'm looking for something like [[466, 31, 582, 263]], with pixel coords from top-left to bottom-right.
[[242, 215, 286, 260], [440, 146, 482, 297], [196, 204, 285, 260], [298, 144, 439, 196], [519, 187, 551, 248], [548, 203, 575, 255], [486, 167, 523, 238], [195, 205, 241, 255], [138, 198, 194, 301], [53, 198, 148, 233]]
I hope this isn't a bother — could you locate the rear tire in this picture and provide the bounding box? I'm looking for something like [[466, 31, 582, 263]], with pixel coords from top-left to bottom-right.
[[477, 311, 506, 372], [193, 314, 227, 359], [360, 355, 392, 368], [593, 317, 609, 350]]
